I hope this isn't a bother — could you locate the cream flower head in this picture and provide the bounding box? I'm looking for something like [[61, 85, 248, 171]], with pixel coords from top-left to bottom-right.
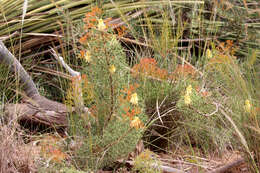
[[186, 85, 192, 95], [244, 99, 251, 113], [84, 51, 91, 63], [184, 94, 191, 105], [206, 49, 213, 59], [109, 65, 116, 74], [130, 93, 139, 105], [97, 19, 106, 30], [130, 116, 143, 129]]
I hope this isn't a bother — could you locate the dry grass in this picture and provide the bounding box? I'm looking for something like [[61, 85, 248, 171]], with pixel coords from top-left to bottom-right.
[[0, 124, 39, 173]]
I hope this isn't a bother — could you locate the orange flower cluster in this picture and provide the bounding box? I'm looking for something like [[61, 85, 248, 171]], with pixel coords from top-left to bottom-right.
[[120, 84, 139, 102], [115, 25, 127, 37], [79, 6, 128, 47], [123, 106, 142, 120], [104, 17, 113, 28], [79, 6, 103, 45], [131, 58, 168, 80], [195, 86, 211, 97], [217, 40, 236, 55], [119, 84, 142, 121], [84, 6, 102, 29], [208, 40, 237, 65], [80, 50, 85, 58], [169, 64, 197, 80], [40, 135, 67, 163], [79, 33, 90, 45]]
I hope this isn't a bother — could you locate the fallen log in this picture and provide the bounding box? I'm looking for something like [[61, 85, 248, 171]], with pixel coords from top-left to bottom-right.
[[0, 41, 70, 129]]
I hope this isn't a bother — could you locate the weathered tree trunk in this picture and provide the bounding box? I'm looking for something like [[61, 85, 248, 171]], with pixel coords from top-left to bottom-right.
[[0, 41, 68, 129], [0, 41, 39, 98]]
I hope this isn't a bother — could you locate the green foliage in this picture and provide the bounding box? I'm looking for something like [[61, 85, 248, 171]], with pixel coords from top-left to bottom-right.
[[36, 0, 260, 171], [38, 163, 87, 173], [60, 167, 86, 173], [73, 118, 144, 169], [66, 11, 147, 170], [176, 85, 233, 152], [133, 149, 162, 173], [1, 1, 260, 172], [0, 64, 15, 101], [121, 1, 259, 170]]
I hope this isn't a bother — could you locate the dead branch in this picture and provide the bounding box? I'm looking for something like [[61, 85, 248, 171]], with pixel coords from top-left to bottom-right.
[[0, 41, 69, 128], [208, 158, 245, 173]]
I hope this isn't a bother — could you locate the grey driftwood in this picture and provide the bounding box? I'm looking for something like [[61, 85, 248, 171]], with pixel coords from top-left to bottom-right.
[[0, 41, 68, 128]]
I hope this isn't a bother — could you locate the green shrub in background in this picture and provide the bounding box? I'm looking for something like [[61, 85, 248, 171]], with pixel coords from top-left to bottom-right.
[[36, 1, 259, 171], [124, 1, 260, 170]]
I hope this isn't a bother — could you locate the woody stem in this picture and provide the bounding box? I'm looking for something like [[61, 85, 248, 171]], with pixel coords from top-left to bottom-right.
[[102, 33, 114, 126]]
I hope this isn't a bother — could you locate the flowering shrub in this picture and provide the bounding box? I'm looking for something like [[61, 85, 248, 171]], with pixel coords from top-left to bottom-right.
[[66, 7, 147, 170]]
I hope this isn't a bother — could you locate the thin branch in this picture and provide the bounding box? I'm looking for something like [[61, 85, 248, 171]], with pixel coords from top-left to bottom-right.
[[156, 98, 163, 125], [205, 102, 220, 117], [0, 31, 19, 41], [107, 9, 145, 29], [23, 33, 63, 37], [50, 48, 88, 114], [156, 96, 168, 125], [50, 48, 80, 77]]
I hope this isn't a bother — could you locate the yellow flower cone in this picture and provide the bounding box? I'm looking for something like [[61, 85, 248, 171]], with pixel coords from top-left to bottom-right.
[[84, 51, 91, 63], [97, 19, 106, 30], [109, 65, 116, 74], [184, 94, 191, 105], [244, 99, 251, 113], [130, 93, 139, 105], [186, 85, 192, 95], [206, 49, 213, 59], [130, 116, 143, 129]]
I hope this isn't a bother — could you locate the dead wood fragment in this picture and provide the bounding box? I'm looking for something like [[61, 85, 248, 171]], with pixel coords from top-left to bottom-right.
[[208, 158, 245, 173], [4, 103, 67, 127]]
